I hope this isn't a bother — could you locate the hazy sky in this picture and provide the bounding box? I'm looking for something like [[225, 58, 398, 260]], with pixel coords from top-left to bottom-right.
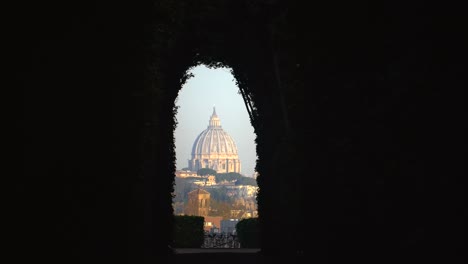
[[174, 64, 257, 177]]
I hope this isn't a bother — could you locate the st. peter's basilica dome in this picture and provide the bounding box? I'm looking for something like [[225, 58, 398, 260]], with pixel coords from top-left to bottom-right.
[[188, 107, 241, 174]]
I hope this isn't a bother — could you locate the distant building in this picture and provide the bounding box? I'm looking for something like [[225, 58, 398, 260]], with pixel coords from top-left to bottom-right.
[[204, 216, 223, 233], [204, 175, 216, 186], [185, 188, 210, 217], [192, 175, 216, 186], [175, 170, 198, 178], [221, 219, 239, 234], [230, 209, 242, 218], [188, 107, 241, 173]]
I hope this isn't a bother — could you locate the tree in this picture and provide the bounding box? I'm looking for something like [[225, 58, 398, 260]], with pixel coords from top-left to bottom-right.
[[235, 177, 258, 186], [197, 168, 216, 176], [173, 177, 197, 203], [208, 200, 232, 219], [236, 218, 260, 248], [216, 172, 242, 182]]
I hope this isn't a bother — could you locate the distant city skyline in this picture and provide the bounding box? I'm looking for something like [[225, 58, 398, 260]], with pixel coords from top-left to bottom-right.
[[174, 65, 257, 177]]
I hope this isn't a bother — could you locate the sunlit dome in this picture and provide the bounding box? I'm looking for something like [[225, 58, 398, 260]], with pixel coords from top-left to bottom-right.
[[191, 107, 238, 155], [188, 107, 241, 173]]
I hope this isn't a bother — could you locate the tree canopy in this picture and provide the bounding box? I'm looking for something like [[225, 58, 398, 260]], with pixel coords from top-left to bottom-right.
[[197, 168, 217, 176]]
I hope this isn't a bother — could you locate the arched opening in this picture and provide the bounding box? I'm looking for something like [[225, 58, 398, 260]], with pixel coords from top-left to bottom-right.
[[146, 0, 303, 255], [19, 0, 464, 263], [172, 64, 259, 249]]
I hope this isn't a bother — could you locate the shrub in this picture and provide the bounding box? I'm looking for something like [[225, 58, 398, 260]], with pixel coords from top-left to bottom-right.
[[172, 215, 205, 248], [236, 217, 260, 248]]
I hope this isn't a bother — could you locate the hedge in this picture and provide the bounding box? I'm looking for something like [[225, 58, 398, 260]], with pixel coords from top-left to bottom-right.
[[236, 217, 260, 248], [172, 215, 205, 248]]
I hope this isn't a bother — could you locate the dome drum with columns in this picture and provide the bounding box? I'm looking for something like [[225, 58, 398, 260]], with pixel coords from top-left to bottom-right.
[[188, 107, 241, 174]]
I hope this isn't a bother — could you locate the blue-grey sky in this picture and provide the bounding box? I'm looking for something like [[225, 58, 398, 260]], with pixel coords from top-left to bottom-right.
[[174, 64, 257, 177]]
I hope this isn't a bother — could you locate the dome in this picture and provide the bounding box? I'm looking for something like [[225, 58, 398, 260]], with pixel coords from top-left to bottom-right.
[[188, 107, 241, 174], [191, 108, 238, 156]]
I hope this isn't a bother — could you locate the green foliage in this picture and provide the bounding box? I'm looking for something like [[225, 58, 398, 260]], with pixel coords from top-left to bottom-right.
[[173, 177, 196, 203], [235, 177, 258, 186], [197, 168, 217, 176], [206, 186, 232, 202], [184, 177, 204, 181], [172, 215, 205, 248], [216, 172, 243, 182], [208, 200, 234, 219], [236, 218, 260, 248], [215, 172, 257, 186]]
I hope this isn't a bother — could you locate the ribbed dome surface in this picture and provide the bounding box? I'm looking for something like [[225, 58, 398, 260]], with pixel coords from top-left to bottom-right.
[[191, 108, 238, 156], [188, 107, 241, 173]]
